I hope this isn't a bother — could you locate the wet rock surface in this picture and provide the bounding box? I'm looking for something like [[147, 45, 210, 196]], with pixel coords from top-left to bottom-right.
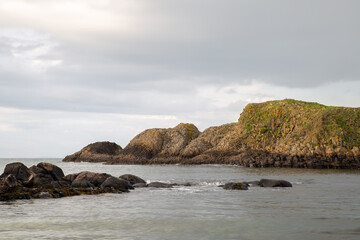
[[0, 162, 141, 201]]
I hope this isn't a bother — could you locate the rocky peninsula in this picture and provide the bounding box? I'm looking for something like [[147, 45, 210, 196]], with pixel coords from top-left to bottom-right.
[[63, 99, 360, 169]]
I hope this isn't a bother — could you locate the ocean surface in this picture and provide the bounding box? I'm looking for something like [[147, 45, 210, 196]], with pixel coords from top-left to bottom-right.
[[0, 158, 359, 240]]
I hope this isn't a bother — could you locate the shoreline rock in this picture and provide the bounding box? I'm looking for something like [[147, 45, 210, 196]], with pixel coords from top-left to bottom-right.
[[0, 162, 295, 201], [0, 162, 136, 201]]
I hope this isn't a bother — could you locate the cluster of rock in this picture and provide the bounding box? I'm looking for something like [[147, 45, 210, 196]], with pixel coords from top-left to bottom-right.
[[63, 99, 360, 169], [0, 162, 199, 201], [0, 161, 294, 201], [0, 162, 145, 201]]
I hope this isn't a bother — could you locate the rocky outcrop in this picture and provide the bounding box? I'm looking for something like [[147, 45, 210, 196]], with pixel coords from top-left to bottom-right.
[[63, 141, 122, 163], [0, 162, 140, 201], [113, 123, 200, 164], [63, 99, 360, 169]]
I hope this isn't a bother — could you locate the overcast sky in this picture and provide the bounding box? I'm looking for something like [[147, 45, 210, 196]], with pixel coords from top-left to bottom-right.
[[0, 0, 359, 157]]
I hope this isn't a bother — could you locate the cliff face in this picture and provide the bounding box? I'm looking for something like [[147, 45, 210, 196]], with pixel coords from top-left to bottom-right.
[[63, 99, 360, 168]]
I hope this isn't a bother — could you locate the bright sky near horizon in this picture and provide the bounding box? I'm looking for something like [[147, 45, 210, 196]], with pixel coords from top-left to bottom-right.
[[0, 0, 359, 157]]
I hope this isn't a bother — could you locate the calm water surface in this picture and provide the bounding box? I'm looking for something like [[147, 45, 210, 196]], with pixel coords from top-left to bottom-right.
[[0, 158, 359, 240]]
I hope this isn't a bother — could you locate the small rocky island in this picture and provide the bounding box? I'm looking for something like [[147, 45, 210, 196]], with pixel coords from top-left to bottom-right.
[[63, 99, 360, 169], [0, 162, 291, 201]]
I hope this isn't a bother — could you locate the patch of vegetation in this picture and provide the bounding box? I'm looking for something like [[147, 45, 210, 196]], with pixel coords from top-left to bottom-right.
[[237, 99, 360, 149]]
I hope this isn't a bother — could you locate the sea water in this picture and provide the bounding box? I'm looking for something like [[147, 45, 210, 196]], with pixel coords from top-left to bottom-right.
[[0, 158, 359, 240]]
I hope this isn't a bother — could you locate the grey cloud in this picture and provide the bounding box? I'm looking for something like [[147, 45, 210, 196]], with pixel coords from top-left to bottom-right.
[[55, 0, 360, 87], [0, 0, 359, 114]]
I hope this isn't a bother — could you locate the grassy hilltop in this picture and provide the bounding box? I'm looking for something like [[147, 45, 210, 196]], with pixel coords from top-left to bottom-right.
[[238, 99, 360, 150]]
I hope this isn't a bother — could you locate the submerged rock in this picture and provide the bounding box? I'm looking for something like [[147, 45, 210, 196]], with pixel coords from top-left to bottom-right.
[[259, 179, 292, 188], [222, 182, 249, 190], [147, 182, 174, 188], [132, 183, 148, 188]]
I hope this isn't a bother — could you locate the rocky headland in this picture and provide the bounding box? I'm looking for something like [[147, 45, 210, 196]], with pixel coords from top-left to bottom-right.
[[63, 99, 360, 169]]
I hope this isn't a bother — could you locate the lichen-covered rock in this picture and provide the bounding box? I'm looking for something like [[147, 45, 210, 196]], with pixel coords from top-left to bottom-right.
[[113, 123, 200, 163], [181, 123, 237, 157]]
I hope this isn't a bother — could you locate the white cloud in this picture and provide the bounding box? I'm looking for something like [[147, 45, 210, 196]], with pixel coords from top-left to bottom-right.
[[0, 28, 61, 72]]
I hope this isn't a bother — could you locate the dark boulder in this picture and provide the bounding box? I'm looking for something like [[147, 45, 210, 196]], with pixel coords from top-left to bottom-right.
[[147, 182, 174, 188], [259, 179, 292, 187], [71, 171, 111, 188], [1, 162, 31, 183], [119, 174, 146, 185], [37, 162, 65, 181], [71, 179, 96, 188], [100, 177, 133, 191], [63, 141, 123, 162], [223, 182, 249, 190], [33, 173, 55, 186]]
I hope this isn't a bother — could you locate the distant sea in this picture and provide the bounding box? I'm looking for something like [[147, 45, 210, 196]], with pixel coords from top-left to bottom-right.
[[1, 158, 360, 240]]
